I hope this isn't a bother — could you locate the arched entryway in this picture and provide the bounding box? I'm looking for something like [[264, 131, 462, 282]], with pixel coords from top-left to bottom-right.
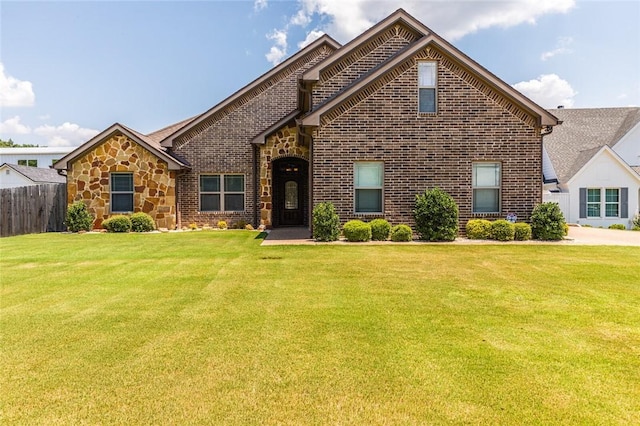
[[272, 157, 309, 227]]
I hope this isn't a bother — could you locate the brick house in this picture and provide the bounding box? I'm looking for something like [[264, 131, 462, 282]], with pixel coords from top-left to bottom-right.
[[54, 9, 559, 231]]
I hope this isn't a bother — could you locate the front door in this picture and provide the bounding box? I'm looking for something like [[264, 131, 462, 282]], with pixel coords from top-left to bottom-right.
[[273, 158, 308, 227]]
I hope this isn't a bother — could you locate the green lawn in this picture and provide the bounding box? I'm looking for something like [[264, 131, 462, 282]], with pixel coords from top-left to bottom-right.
[[1, 231, 639, 424]]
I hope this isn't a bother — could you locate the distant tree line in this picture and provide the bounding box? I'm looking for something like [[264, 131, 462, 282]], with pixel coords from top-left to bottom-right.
[[0, 138, 39, 148]]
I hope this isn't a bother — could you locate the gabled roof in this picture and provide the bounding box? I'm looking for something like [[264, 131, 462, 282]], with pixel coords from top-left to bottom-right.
[[53, 123, 190, 171], [160, 34, 341, 148], [251, 110, 300, 145], [543, 107, 640, 183], [1, 163, 66, 184], [302, 8, 431, 82], [567, 145, 640, 186], [300, 8, 559, 128]]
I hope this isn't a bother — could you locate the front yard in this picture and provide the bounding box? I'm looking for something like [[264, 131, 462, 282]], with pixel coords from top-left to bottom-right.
[[1, 231, 639, 424]]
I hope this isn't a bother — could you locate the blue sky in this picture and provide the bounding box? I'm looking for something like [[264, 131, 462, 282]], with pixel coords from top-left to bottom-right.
[[1, 0, 638, 146]]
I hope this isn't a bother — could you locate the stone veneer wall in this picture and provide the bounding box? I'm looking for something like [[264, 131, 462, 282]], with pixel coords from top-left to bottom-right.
[[259, 125, 309, 227], [67, 134, 177, 229]]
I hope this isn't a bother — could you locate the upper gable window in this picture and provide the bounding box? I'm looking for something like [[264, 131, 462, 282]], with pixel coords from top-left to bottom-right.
[[418, 61, 437, 113]]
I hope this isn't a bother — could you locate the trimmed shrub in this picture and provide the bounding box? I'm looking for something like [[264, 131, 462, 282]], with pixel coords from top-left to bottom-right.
[[130, 212, 155, 232], [312, 202, 340, 242], [390, 224, 412, 242], [232, 219, 248, 229], [217, 220, 228, 230], [490, 219, 515, 241], [65, 201, 93, 232], [608, 224, 626, 230], [369, 218, 391, 241], [343, 220, 372, 242], [465, 219, 492, 239], [530, 202, 566, 241], [413, 187, 458, 241], [633, 213, 640, 229], [102, 215, 132, 233], [514, 222, 532, 241]]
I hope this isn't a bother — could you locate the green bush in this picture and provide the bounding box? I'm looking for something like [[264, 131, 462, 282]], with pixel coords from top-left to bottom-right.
[[232, 219, 248, 229], [342, 220, 372, 242], [312, 202, 340, 242], [608, 224, 626, 230], [390, 224, 413, 242], [102, 215, 132, 233], [65, 201, 93, 232], [130, 212, 155, 232], [413, 188, 458, 241], [465, 219, 492, 239], [217, 220, 228, 230], [369, 218, 391, 241], [530, 202, 566, 241], [490, 219, 515, 241], [631, 213, 640, 229], [513, 222, 532, 241]]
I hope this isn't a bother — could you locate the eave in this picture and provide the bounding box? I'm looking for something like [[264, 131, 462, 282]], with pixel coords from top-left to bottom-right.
[[53, 123, 190, 171]]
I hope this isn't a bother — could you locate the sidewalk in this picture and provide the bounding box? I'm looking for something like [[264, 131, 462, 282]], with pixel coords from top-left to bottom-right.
[[262, 226, 640, 246]]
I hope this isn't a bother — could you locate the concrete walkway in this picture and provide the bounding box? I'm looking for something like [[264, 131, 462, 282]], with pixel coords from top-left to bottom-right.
[[262, 226, 640, 246]]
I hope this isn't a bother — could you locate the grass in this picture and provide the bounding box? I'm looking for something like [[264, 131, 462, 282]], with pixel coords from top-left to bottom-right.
[[1, 231, 639, 424]]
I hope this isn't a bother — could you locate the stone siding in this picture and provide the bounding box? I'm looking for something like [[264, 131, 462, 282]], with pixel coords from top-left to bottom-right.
[[311, 46, 542, 231], [259, 125, 310, 227], [67, 134, 176, 229]]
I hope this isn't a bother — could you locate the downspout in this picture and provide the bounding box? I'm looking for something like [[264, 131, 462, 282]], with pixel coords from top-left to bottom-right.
[[253, 143, 259, 229]]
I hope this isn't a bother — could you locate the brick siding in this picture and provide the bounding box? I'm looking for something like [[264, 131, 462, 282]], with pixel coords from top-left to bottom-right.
[[175, 46, 334, 228], [311, 46, 542, 231]]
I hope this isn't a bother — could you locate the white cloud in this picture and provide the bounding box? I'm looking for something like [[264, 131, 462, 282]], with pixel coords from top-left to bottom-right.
[[265, 29, 288, 65], [0, 116, 31, 134], [0, 63, 35, 107], [282, 0, 575, 44], [513, 74, 577, 108], [541, 36, 573, 61], [298, 30, 325, 48], [33, 122, 99, 147], [254, 0, 267, 12]]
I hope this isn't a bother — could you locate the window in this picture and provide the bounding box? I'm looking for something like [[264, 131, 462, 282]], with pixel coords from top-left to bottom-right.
[[581, 187, 628, 219], [472, 163, 501, 213], [17, 159, 37, 167], [111, 173, 133, 213], [605, 188, 620, 217], [418, 61, 437, 113], [200, 174, 245, 212], [354, 162, 383, 213], [587, 188, 601, 217]]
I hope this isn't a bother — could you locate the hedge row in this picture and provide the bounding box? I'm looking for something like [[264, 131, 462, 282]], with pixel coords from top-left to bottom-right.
[[466, 219, 532, 241]]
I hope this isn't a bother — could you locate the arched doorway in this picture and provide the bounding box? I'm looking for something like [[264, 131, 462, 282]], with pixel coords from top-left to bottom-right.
[[272, 157, 308, 227]]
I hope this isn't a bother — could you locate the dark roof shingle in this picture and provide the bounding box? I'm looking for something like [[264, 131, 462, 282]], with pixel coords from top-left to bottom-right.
[[543, 107, 640, 183]]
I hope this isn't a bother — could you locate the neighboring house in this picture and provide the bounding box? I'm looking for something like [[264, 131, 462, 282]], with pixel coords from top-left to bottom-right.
[[54, 9, 559, 231], [0, 163, 67, 189], [543, 107, 640, 228], [0, 147, 75, 168]]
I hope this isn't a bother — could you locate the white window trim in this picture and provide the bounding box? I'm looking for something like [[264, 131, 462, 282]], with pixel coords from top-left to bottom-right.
[[110, 172, 134, 213], [472, 162, 501, 214], [17, 159, 38, 167], [417, 61, 437, 114], [586, 188, 601, 218], [354, 161, 384, 214], [605, 188, 620, 218], [199, 174, 245, 212]]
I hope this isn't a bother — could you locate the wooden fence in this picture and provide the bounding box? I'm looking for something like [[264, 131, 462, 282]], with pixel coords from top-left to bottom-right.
[[0, 184, 67, 237]]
